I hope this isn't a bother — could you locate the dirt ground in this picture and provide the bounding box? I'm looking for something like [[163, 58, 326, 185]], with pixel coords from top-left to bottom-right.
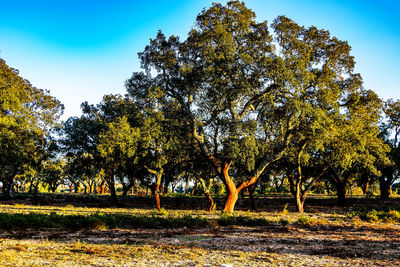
[[0, 220, 399, 266]]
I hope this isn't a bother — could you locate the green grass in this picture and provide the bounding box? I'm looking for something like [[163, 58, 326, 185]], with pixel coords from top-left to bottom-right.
[[0, 212, 213, 230], [359, 209, 400, 223]]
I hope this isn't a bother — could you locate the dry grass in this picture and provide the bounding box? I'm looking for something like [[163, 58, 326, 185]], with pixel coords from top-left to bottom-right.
[[0, 203, 399, 266]]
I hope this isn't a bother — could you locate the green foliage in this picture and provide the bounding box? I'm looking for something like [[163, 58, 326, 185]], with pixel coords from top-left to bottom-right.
[[0, 58, 63, 197], [359, 209, 400, 223]]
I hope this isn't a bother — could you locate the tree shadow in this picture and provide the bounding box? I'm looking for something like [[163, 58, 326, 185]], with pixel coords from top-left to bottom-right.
[[0, 223, 399, 261]]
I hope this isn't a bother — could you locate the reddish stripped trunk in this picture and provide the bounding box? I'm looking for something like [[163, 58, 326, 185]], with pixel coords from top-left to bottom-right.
[[100, 180, 106, 194]]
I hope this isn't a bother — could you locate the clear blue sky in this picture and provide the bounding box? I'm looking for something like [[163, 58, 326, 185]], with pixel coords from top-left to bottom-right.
[[1, 0, 399, 119]]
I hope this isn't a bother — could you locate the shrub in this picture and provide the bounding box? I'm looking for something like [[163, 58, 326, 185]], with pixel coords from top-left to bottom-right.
[[279, 204, 289, 216], [296, 215, 312, 226]]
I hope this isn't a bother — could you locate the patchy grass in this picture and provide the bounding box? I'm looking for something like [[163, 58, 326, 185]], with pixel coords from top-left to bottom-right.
[[0, 212, 213, 230], [0, 203, 400, 266], [359, 208, 400, 223]]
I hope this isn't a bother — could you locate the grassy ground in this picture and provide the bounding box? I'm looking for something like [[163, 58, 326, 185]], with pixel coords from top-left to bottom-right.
[[0, 203, 399, 266]]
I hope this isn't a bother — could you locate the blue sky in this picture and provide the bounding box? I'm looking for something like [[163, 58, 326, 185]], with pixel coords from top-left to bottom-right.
[[1, 0, 399, 119]]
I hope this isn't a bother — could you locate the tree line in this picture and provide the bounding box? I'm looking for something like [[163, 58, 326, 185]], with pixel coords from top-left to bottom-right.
[[1, 1, 399, 213]]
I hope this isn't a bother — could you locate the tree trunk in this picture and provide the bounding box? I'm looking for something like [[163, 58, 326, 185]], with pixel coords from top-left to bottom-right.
[[192, 182, 197, 195], [3, 178, 13, 199], [325, 180, 331, 195], [28, 180, 34, 194], [132, 179, 138, 194], [153, 183, 161, 211], [249, 185, 257, 211], [379, 179, 391, 199], [336, 182, 346, 206], [223, 163, 239, 213], [362, 181, 369, 195], [108, 173, 118, 206], [295, 191, 304, 213], [171, 183, 175, 193], [99, 180, 106, 194], [185, 175, 189, 194], [109, 183, 117, 206], [293, 177, 304, 213], [199, 178, 214, 212], [92, 178, 97, 194], [205, 191, 214, 212], [147, 169, 163, 211], [122, 186, 129, 197], [122, 181, 133, 197]]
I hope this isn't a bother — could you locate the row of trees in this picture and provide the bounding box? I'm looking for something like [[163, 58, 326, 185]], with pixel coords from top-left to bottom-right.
[[1, 1, 399, 213]]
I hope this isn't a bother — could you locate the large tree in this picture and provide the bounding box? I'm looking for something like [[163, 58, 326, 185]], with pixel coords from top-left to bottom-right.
[[0, 58, 63, 198], [127, 1, 372, 212]]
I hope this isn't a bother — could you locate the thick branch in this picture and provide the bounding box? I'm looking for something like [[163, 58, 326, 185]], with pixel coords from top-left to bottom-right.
[[235, 83, 279, 122], [237, 130, 292, 192]]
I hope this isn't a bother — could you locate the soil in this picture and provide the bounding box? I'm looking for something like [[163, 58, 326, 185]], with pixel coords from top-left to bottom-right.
[[0, 221, 399, 266]]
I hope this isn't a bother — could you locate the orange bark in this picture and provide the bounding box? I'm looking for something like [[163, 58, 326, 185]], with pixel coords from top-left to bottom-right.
[[154, 183, 161, 211]]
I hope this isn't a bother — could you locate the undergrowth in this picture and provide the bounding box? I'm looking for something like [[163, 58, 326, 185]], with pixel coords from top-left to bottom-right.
[[0, 213, 212, 230]]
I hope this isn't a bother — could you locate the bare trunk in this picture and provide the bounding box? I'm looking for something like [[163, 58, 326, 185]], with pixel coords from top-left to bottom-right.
[[249, 185, 257, 211], [106, 170, 118, 206], [154, 184, 161, 211], [336, 182, 346, 206], [379, 176, 392, 199], [122, 186, 130, 197], [108, 181, 117, 206], [3, 178, 13, 199], [146, 168, 163, 211], [205, 191, 214, 212], [185, 175, 189, 194], [223, 163, 239, 213], [362, 182, 369, 195], [92, 178, 97, 194], [100, 180, 106, 194], [28, 180, 34, 194], [295, 184, 304, 213]]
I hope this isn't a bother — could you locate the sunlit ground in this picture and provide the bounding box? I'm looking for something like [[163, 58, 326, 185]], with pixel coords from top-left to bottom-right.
[[0, 203, 399, 266]]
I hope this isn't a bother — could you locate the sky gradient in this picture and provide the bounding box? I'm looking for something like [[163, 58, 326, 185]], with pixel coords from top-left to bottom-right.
[[1, 0, 399, 119]]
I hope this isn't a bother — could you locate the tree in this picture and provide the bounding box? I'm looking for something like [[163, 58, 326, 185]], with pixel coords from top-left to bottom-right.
[[378, 99, 400, 198], [98, 116, 140, 205], [324, 90, 389, 205], [60, 111, 104, 195], [41, 159, 65, 193], [126, 1, 380, 212], [0, 58, 63, 198]]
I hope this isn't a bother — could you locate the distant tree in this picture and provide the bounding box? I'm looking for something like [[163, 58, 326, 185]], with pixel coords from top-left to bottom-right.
[[41, 159, 65, 193], [98, 116, 140, 205], [60, 111, 104, 195]]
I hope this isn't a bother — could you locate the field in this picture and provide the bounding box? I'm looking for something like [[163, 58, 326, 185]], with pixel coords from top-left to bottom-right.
[[0, 196, 399, 266]]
